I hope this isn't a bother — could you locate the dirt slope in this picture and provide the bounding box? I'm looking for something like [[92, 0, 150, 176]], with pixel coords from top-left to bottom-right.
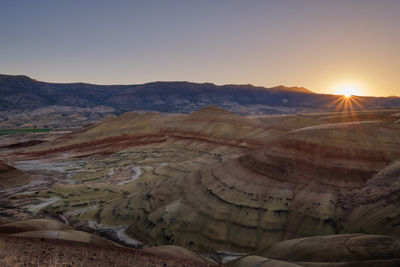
[[0, 235, 217, 267]]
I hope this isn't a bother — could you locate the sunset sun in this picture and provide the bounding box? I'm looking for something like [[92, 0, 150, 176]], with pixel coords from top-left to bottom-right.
[[333, 83, 362, 98], [342, 91, 353, 98]]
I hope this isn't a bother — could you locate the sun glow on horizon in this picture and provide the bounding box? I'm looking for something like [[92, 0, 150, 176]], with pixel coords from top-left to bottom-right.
[[331, 81, 364, 98], [326, 85, 367, 118], [342, 91, 353, 98]]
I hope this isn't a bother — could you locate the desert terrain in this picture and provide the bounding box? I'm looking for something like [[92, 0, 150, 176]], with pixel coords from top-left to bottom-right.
[[1, 105, 400, 266], [2, 0, 400, 265]]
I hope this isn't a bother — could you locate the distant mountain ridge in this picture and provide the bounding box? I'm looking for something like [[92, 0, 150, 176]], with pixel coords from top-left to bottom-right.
[[1, 74, 400, 115]]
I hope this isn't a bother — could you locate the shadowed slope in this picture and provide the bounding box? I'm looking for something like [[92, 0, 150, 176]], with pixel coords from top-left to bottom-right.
[[0, 218, 215, 266], [0, 161, 30, 189], [229, 256, 302, 267], [0, 219, 72, 234], [0, 219, 116, 246], [254, 234, 400, 266], [338, 159, 400, 238], [11, 230, 118, 246], [142, 245, 210, 263]]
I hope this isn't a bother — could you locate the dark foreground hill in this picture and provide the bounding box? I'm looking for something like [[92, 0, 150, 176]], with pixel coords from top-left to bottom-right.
[[0, 235, 216, 267]]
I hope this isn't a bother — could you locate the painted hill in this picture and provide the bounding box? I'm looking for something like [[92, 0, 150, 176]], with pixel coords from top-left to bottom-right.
[[22, 106, 284, 156], [126, 118, 400, 252], [3, 107, 400, 266], [10, 107, 400, 253]]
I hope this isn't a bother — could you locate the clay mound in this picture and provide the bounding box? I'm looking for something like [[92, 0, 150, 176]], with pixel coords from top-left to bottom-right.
[[233, 122, 400, 242], [338, 160, 400, 238], [0, 235, 217, 267], [24, 106, 283, 155], [0, 139, 46, 149], [255, 234, 400, 266], [289, 120, 384, 133], [162, 105, 277, 147], [242, 121, 400, 187], [75, 111, 158, 141], [0, 219, 72, 235], [137, 155, 341, 252], [254, 115, 327, 131], [11, 229, 118, 246], [123, 120, 400, 253], [321, 109, 400, 123], [0, 161, 30, 189]]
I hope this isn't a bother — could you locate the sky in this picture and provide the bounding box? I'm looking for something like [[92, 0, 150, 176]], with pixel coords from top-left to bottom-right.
[[1, 0, 399, 97]]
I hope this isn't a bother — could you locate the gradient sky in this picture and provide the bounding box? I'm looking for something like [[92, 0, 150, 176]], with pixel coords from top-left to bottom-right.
[[1, 0, 399, 96]]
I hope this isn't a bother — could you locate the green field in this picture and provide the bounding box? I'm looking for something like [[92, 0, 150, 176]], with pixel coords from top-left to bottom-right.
[[0, 128, 52, 135]]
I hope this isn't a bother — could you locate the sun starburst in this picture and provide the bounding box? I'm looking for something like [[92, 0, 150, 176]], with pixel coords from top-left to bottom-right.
[[333, 84, 360, 98]]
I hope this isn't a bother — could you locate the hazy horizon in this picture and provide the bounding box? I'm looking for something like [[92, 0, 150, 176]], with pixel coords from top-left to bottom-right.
[[1, 0, 399, 97], [2, 72, 399, 98]]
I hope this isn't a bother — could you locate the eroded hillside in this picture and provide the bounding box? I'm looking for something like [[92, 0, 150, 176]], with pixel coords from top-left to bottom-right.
[[1, 106, 400, 265]]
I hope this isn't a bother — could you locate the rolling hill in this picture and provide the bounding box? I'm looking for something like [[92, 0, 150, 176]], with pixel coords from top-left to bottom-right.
[[2, 103, 400, 265], [1, 74, 400, 117]]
